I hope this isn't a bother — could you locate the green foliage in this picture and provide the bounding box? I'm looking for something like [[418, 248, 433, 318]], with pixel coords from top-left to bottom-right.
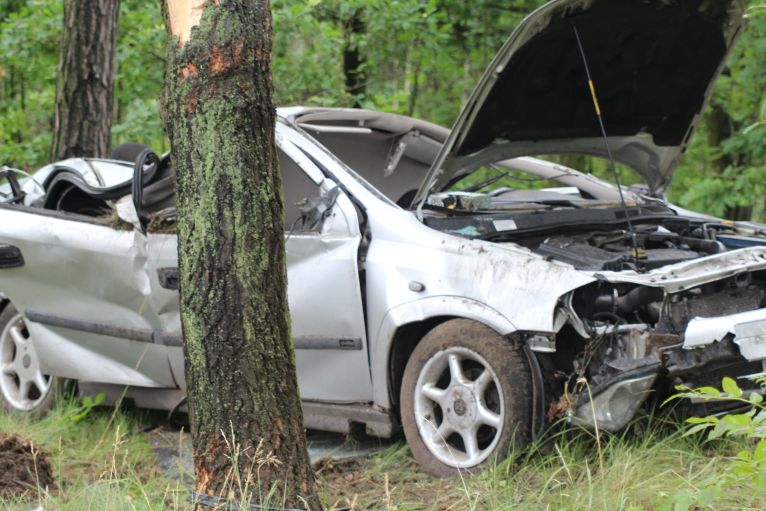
[[669, 0, 766, 220], [0, 0, 543, 169], [0, 0, 61, 168], [272, 0, 540, 125], [111, 0, 168, 154], [661, 376, 766, 508], [0, 0, 167, 169], [0, 0, 764, 221], [66, 391, 106, 422]]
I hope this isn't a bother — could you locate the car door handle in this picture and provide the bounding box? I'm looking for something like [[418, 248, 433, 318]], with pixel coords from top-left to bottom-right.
[[0, 244, 23, 268], [157, 267, 179, 290]]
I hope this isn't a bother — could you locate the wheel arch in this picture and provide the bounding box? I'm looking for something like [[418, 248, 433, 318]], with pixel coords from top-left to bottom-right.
[[374, 297, 546, 435], [373, 297, 517, 410]]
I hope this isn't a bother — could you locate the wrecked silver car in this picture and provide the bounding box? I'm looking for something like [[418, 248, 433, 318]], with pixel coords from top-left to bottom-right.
[[0, 0, 759, 476]]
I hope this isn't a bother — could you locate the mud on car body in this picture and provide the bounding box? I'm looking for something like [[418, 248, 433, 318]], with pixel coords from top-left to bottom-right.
[[0, 0, 760, 476]]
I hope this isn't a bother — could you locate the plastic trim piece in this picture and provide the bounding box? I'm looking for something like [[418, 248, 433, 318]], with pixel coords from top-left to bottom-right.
[[294, 336, 362, 350], [157, 267, 179, 290], [0, 244, 23, 269], [25, 310, 154, 343], [21, 311, 360, 351], [23, 310, 185, 347]]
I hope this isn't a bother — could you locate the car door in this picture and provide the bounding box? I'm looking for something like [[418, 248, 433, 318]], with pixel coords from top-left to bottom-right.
[[278, 130, 374, 402], [0, 204, 176, 389], [161, 132, 374, 402]]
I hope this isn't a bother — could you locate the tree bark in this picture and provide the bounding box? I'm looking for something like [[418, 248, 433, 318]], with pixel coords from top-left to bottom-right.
[[50, 0, 120, 161], [161, 1, 320, 509]]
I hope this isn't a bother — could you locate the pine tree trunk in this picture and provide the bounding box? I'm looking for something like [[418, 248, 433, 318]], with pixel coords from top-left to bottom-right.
[[50, 0, 119, 160], [160, 1, 320, 508]]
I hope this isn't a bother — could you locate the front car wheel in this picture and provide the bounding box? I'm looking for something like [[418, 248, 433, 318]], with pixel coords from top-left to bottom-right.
[[400, 319, 532, 477]]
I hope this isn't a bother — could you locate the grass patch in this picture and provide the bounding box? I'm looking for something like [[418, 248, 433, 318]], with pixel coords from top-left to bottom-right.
[[318, 416, 766, 511], [2, 401, 766, 510], [0, 395, 185, 510]]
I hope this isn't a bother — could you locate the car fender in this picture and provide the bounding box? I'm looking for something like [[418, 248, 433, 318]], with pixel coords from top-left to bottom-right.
[[371, 295, 517, 409]]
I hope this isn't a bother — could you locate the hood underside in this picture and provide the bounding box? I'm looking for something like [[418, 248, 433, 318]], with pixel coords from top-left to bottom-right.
[[415, 0, 746, 205]]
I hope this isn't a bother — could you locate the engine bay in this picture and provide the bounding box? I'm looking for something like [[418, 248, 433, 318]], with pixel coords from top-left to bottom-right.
[[534, 227, 725, 271], [424, 196, 766, 274]]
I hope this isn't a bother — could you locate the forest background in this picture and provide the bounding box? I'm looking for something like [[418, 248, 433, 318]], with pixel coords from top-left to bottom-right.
[[0, 0, 764, 220]]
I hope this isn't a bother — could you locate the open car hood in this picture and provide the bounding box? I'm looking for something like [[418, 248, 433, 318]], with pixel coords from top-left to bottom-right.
[[413, 0, 745, 206]]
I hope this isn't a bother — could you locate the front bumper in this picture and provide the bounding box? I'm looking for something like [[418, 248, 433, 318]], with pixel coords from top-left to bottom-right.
[[684, 307, 766, 362], [576, 307, 766, 431]]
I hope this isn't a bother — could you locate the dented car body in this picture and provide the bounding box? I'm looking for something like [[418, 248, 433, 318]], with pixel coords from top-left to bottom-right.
[[0, 0, 760, 475]]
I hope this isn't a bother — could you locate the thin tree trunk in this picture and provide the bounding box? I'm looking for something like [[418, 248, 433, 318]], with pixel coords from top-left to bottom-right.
[[161, 1, 320, 509], [50, 0, 119, 160], [705, 101, 751, 220], [407, 59, 421, 117], [342, 8, 366, 106]]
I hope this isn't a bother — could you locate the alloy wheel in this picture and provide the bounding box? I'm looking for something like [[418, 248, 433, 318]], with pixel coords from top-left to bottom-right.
[[0, 313, 52, 411], [413, 346, 504, 468]]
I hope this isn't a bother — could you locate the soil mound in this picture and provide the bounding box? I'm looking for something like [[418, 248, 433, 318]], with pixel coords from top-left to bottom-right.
[[0, 432, 56, 499]]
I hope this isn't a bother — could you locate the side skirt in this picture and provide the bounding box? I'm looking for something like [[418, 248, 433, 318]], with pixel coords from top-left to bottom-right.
[[78, 382, 398, 439], [302, 401, 398, 438]]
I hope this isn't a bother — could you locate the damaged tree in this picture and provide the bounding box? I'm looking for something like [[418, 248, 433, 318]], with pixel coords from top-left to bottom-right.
[[161, 1, 320, 508], [50, 0, 120, 160]]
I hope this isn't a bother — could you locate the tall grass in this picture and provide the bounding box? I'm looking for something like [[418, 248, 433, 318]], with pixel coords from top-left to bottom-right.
[[2, 398, 765, 510], [0, 395, 185, 510], [319, 414, 766, 511]]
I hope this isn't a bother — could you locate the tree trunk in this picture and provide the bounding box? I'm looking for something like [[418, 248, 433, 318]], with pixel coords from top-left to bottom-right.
[[705, 101, 751, 220], [161, 1, 320, 509], [50, 0, 119, 161], [342, 8, 366, 107], [705, 102, 736, 173]]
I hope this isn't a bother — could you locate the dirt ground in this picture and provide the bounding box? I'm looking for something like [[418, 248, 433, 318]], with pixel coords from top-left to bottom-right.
[[0, 431, 56, 500]]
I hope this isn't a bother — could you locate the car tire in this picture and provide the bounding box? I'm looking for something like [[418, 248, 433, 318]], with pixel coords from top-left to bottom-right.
[[400, 319, 532, 477], [0, 304, 58, 415]]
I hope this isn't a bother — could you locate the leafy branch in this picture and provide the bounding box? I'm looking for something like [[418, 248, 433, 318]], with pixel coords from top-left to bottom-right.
[[661, 377, 766, 508]]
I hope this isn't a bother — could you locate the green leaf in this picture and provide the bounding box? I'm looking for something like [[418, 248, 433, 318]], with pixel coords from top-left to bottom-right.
[[721, 413, 752, 430], [722, 377, 743, 398], [662, 394, 684, 407], [697, 386, 722, 397], [755, 439, 766, 462], [69, 411, 88, 423], [687, 416, 718, 424], [709, 422, 729, 440], [685, 423, 712, 436], [672, 490, 695, 511], [750, 392, 764, 404]]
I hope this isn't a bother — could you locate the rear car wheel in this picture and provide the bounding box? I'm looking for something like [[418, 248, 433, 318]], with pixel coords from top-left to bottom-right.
[[0, 304, 57, 415], [400, 319, 532, 477]]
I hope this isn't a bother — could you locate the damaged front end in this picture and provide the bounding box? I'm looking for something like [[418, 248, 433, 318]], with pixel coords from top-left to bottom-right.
[[549, 251, 766, 431]]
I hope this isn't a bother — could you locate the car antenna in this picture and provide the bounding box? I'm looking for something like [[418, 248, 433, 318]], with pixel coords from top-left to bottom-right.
[[571, 23, 642, 261]]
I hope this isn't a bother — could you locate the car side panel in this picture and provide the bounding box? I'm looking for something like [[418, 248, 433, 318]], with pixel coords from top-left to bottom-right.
[[0, 205, 175, 387]]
